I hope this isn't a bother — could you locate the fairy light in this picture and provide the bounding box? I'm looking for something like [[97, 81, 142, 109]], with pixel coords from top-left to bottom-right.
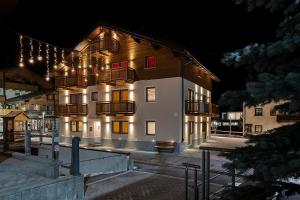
[[61, 49, 65, 67], [53, 47, 58, 69], [95, 55, 99, 77], [71, 51, 75, 73], [89, 45, 92, 68], [29, 39, 34, 64], [37, 42, 43, 61], [45, 44, 50, 81], [78, 53, 82, 68], [18, 34, 24, 67]]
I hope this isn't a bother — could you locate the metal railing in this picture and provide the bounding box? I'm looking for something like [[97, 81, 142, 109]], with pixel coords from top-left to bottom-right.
[[98, 67, 135, 84], [277, 114, 300, 122], [96, 101, 135, 115], [55, 104, 88, 116]]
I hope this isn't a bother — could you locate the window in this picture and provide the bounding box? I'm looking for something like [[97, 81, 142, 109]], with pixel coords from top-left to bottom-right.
[[112, 90, 128, 102], [245, 124, 252, 133], [270, 108, 276, 116], [112, 63, 120, 69], [120, 60, 128, 69], [146, 87, 156, 102], [255, 125, 263, 133], [70, 121, 83, 132], [112, 121, 128, 134], [146, 121, 156, 135], [145, 56, 157, 69], [91, 92, 98, 101], [255, 108, 263, 116], [47, 94, 54, 100]]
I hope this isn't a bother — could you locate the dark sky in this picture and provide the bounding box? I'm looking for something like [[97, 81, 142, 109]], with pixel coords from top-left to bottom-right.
[[0, 0, 281, 102]]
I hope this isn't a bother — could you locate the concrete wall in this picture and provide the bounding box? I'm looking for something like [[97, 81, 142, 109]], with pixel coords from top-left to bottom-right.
[[244, 101, 293, 133], [38, 144, 131, 176], [0, 175, 84, 200]]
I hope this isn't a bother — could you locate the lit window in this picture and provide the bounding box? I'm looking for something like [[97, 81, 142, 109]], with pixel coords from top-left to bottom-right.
[[145, 56, 157, 69], [120, 61, 128, 69], [255, 125, 263, 133], [91, 92, 98, 101], [112, 121, 128, 134], [146, 87, 156, 102], [112, 63, 120, 69], [146, 121, 156, 135], [255, 108, 263, 116], [70, 121, 83, 132]]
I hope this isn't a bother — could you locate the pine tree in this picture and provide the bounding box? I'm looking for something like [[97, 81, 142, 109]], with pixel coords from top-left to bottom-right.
[[218, 0, 300, 199]]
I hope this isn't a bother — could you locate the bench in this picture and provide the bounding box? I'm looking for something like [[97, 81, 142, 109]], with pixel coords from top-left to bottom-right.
[[154, 141, 177, 152]]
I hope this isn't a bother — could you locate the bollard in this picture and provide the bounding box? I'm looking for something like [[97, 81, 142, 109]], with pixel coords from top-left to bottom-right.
[[194, 168, 198, 200], [202, 151, 206, 200], [232, 168, 236, 189], [71, 136, 80, 176], [24, 129, 31, 156], [205, 151, 210, 200], [185, 167, 189, 200], [52, 130, 59, 161]]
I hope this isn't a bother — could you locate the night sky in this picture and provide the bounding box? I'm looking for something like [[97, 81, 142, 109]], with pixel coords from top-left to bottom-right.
[[0, 0, 281, 102]]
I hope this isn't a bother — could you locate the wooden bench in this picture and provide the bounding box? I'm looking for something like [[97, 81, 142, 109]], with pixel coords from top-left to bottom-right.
[[154, 141, 177, 152]]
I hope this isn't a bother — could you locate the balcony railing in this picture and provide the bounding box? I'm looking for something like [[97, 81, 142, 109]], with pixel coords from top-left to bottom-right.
[[96, 101, 135, 115], [185, 100, 218, 115], [277, 114, 300, 122], [55, 76, 87, 88], [55, 104, 88, 116], [98, 67, 135, 84]]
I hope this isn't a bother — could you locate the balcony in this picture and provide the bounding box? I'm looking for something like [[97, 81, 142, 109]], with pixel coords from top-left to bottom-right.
[[185, 100, 218, 116], [277, 114, 300, 122], [96, 101, 135, 115], [55, 104, 88, 116], [55, 76, 87, 89], [98, 67, 135, 85], [91, 37, 120, 54]]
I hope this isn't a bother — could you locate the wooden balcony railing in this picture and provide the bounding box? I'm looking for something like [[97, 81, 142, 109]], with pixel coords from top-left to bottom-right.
[[55, 76, 87, 89], [99, 38, 120, 53], [98, 67, 135, 84], [185, 100, 217, 115], [55, 104, 88, 116], [96, 101, 135, 115], [277, 114, 300, 122]]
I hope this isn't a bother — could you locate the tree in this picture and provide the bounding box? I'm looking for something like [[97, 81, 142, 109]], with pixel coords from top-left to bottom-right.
[[219, 0, 300, 199]]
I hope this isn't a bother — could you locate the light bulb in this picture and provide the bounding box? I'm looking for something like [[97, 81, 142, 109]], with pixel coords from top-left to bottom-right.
[[19, 62, 24, 67], [72, 68, 75, 73], [89, 64, 92, 68], [37, 56, 43, 61], [53, 65, 57, 69], [46, 76, 50, 81], [96, 73, 99, 77], [84, 78, 87, 82], [78, 65, 82, 69], [29, 58, 34, 64]]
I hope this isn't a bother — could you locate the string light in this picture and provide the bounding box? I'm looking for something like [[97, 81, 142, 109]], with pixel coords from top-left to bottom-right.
[[71, 51, 75, 73], [18, 34, 24, 67], [45, 44, 50, 81], [53, 47, 58, 69], [37, 42, 43, 61], [29, 39, 34, 64], [61, 49, 65, 67], [78, 53, 82, 68], [89, 45, 92, 68], [96, 55, 99, 77]]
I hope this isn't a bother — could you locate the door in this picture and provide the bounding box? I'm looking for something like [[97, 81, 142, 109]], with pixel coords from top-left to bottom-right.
[[70, 93, 82, 104], [93, 121, 101, 137], [188, 89, 195, 101], [112, 90, 128, 112]]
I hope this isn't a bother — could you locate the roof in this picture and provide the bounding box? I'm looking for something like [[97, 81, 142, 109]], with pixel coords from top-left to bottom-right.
[[3, 111, 28, 118], [6, 90, 54, 103], [73, 22, 220, 82]]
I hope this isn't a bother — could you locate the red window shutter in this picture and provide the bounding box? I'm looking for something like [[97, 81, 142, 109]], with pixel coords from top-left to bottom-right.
[[112, 63, 120, 69], [146, 56, 157, 68], [92, 67, 97, 74], [121, 61, 128, 69], [77, 69, 83, 76]]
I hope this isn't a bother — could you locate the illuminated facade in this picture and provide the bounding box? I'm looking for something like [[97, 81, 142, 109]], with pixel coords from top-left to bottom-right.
[[55, 25, 219, 151]]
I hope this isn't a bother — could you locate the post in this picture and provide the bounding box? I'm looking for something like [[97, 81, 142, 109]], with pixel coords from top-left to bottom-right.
[[202, 150, 206, 200], [52, 130, 59, 161], [205, 151, 210, 200], [71, 136, 80, 176], [3, 130, 9, 152], [185, 166, 189, 200], [194, 168, 198, 200], [231, 167, 236, 189], [24, 129, 31, 156]]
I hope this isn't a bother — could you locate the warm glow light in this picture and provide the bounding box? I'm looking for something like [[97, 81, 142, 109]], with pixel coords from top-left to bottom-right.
[[105, 116, 110, 123], [19, 62, 24, 67], [29, 58, 34, 64], [185, 116, 188, 123], [83, 94, 87, 104], [37, 56, 43, 61]]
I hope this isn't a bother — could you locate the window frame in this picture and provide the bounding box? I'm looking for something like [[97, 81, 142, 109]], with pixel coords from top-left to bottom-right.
[[112, 121, 129, 134], [255, 125, 263, 133], [145, 56, 157, 69], [146, 120, 156, 135], [91, 92, 98, 101], [255, 108, 263, 116], [146, 87, 156, 102], [70, 121, 83, 132]]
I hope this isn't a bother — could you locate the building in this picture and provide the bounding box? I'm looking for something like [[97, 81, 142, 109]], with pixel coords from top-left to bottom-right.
[[212, 111, 243, 136], [6, 91, 57, 134], [55, 25, 219, 151], [243, 101, 300, 134]]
